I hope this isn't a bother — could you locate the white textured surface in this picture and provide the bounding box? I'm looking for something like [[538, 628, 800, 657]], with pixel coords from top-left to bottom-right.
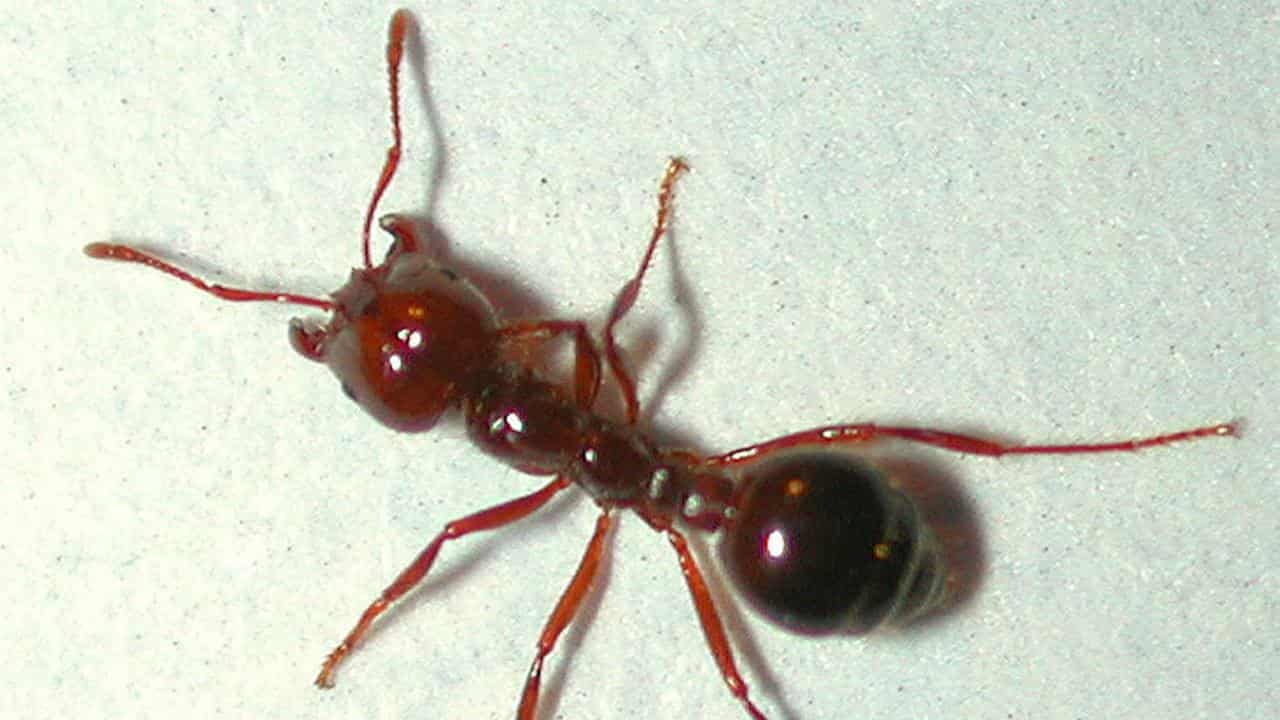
[[4, 3, 1276, 720]]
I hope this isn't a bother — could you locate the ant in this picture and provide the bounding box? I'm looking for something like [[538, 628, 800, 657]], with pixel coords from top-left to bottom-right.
[[85, 9, 1239, 720]]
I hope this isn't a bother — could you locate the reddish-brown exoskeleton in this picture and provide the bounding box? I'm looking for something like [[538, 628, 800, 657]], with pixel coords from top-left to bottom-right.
[[86, 10, 1240, 720]]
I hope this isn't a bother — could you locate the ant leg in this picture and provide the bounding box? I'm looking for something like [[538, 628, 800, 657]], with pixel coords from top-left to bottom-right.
[[517, 510, 614, 720], [315, 475, 571, 689], [602, 157, 690, 424], [666, 528, 768, 720], [706, 421, 1241, 467], [498, 320, 603, 409], [360, 9, 413, 269]]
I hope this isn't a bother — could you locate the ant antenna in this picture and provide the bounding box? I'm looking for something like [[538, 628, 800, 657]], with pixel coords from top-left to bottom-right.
[[360, 8, 411, 269], [82, 243, 334, 311]]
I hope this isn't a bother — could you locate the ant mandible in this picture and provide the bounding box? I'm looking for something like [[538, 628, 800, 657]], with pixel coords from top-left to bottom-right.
[[85, 9, 1239, 720]]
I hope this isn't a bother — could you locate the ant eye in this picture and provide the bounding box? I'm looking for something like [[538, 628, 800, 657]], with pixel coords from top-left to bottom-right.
[[722, 453, 945, 634]]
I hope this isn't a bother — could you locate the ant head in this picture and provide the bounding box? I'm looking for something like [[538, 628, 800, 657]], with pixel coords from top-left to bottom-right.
[[86, 223, 499, 435], [292, 236, 499, 433], [720, 452, 946, 635]]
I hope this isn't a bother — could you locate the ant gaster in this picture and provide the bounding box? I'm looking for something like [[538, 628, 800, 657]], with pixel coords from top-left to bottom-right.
[[85, 10, 1239, 720]]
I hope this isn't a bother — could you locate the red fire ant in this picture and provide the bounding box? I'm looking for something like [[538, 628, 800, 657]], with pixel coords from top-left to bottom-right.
[[85, 9, 1239, 720]]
